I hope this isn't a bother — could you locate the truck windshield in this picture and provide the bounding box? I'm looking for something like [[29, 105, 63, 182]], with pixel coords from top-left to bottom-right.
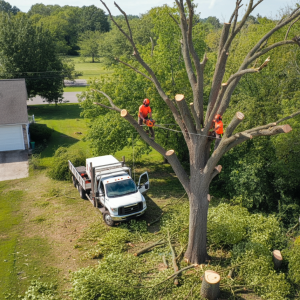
[[105, 179, 137, 198]]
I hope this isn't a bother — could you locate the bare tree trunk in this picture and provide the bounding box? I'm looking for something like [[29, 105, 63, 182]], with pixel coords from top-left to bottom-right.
[[185, 174, 210, 264]]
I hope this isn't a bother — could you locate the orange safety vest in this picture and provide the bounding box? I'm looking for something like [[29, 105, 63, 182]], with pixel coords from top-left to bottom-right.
[[139, 105, 152, 118], [215, 120, 223, 134]]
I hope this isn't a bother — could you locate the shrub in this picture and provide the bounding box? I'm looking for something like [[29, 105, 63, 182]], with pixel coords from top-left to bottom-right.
[[47, 147, 86, 181], [20, 280, 59, 300], [29, 123, 52, 143], [71, 254, 144, 300], [207, 204, 249, 246], [283, 244, 300, 286]]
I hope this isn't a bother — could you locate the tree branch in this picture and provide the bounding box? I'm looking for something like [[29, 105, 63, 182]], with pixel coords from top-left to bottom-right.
[[190, 103, 201, 131], [115, 57, 152, 81], [285, 15, 300, 40], [223, 112, 245, 138], [114, 1, 133, 40], [175, 0, 197, 87], [92, 89, 121, 111], [175, 94, 196, 134]]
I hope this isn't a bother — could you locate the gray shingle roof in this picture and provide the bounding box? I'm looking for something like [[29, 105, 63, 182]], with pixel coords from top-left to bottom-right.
[[0, 79, 28, 125]]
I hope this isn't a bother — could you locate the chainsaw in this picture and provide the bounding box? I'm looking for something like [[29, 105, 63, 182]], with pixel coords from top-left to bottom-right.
[[143, 119, 155, 127]]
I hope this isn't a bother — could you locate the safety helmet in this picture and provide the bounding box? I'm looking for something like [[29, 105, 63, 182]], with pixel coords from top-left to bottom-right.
[[143, 98, 150, 105], [214, 114, 222, 121]]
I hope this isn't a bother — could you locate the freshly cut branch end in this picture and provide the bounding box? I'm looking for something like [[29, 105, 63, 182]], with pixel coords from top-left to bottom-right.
[[121, 109, 128, 117], [257, 56, 271, 71], [175, 94, 185, 101], [222, 82, 228, 87], [215, 165, 222, 173], [236, 112, 244, 120], [282, 124, 292, 133], [207, 194, 211, 202], [200, 270, 220, 300], [166, 150, 175, 156]]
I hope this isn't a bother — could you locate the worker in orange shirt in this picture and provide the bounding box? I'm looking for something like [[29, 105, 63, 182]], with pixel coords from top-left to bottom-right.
[[138, 98, 154, 139], [213, 114, 223, 150]]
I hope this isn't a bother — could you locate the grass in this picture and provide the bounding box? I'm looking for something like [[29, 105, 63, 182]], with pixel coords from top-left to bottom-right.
[[63, 87, 87, 92], [67, 56, 113, 80], [27, 104, 91, 166]]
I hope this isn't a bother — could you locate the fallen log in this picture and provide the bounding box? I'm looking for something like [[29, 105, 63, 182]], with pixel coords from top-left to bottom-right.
[[168, 230, 179, 285]]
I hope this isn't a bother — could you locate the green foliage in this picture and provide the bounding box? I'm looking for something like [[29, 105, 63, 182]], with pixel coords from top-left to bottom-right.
[[207, 203, 286, 249], [29, 123, 53, 143], [71, 254, 144, 300], [29, 154, 42, 170], [78, 31, 102, 62], [0, 0, 19, 15], [283, 244, 300, 286], [0, 14, 64, 103], [19, 280, 59, 300], [232, 242, 291, 299], [208, 204, 249, 246], [47, 146, 86, 181]]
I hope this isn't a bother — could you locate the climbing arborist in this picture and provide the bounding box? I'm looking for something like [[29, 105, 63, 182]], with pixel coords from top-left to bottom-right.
[[138, 98, 155, 140], [213, 114, 223, 150]]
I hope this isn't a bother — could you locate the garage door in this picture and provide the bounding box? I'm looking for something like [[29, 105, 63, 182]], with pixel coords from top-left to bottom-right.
[[0, 125, 24, 151]]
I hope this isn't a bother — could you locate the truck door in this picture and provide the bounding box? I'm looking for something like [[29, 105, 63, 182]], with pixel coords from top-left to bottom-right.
[[99, 181, 105, 205], [138, 172, 149, 194]]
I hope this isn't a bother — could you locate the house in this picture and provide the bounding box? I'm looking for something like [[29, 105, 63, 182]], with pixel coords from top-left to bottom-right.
[[0, 79, 30, 151]]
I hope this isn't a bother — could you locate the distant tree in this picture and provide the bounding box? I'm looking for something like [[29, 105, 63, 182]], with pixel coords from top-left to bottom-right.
[[0, 0, 19, 15], [0, 14, 64, 103], [78, 31, 102, 62], [80, 5, 110, 32], [28, 4, 61, 17]]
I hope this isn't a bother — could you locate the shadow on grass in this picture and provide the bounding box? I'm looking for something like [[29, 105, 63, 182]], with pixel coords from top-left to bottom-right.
[[27, 103, 84, 121], [36, 129, 79, 159], [141, 195, 163, 233]]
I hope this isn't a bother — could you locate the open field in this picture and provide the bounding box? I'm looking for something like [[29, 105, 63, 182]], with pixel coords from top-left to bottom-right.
[[67, 56, 113, 80]]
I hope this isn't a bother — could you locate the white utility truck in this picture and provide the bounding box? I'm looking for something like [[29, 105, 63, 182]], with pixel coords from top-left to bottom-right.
[[68, 155, 149, 226]]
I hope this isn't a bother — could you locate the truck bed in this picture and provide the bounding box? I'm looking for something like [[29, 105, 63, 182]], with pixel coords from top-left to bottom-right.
[[68, 161, 92, 190]]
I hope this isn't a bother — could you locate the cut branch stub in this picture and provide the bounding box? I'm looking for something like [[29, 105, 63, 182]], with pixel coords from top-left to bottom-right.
[[215, 165, 222, 173], [166, 150, 175, 156], [273, 250, 283, 270], [207, 194, 211, 202], [236, 111, 244, 120], [200, 270, 220, 300], [175, 94, 185, 101], [120, 109, 128, 117]]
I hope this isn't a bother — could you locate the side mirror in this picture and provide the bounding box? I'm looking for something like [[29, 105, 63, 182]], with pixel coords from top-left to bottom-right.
[[145, 183, 149, 189], [95, 191, 99, 197]]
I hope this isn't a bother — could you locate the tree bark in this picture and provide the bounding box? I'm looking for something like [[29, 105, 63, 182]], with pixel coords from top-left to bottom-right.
[[200, 270, 221, 300], [184, 175, 210, 264]]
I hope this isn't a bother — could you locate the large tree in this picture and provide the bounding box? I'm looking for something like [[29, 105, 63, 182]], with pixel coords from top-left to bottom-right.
[[93, 0, 300, 264], [0, 14, 64, 103]]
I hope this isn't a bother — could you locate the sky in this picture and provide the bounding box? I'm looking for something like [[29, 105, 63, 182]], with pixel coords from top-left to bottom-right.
[[8, 0, 297, 21]]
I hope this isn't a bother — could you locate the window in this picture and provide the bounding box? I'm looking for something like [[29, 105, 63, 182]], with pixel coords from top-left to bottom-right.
[[105, 179, 137, 198]]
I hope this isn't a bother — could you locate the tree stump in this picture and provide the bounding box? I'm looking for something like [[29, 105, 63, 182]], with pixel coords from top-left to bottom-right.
[[273, 250, 283, 270], [200, 270, 220, 300]]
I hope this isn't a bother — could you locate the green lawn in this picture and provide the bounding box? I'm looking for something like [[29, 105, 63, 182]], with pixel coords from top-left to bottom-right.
[[28, 104, 92, 166], [67, 56, 113, 80], [63, 86, 87, 92]]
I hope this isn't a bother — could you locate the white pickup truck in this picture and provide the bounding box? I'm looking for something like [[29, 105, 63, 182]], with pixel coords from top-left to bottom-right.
[[68, 155, 149, 226]]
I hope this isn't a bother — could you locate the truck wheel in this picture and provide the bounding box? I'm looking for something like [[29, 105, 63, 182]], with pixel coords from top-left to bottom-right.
[[72, 176, 77, 187], [103, 211, 115, 226], [79, 186, 87, 200]]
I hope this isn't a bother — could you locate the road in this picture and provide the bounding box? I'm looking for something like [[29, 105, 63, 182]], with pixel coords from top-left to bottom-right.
[[27, 92, 82, 105]]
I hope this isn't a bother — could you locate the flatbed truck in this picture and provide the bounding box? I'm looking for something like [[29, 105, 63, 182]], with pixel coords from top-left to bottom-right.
[[68, 155, 149, 226]]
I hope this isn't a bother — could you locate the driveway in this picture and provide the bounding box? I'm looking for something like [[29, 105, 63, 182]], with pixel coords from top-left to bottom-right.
[[0, 150, 29, 181]]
